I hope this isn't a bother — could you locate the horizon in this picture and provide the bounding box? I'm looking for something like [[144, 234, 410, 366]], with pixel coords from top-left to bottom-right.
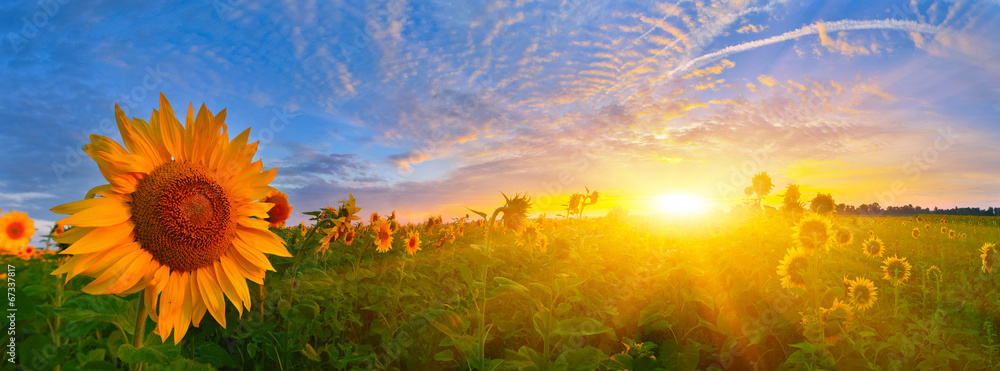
[[2, 1, 999, 244]]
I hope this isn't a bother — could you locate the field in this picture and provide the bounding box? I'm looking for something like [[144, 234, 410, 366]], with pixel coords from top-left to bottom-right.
[[5, 196, 1000, 371]]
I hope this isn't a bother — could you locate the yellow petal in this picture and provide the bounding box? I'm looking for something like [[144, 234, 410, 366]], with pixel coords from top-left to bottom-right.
[[53, 226, 95, 245], [56, 198, 130, 227], [214, 261, 243, 317], [61, 222, 133, 255], [219, 255, 253, 311], [237, 226, 292, 257], [196, 267, 227, 328]]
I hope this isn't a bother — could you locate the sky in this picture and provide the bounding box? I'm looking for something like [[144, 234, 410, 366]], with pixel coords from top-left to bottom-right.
[[1, 0, 999, 243]]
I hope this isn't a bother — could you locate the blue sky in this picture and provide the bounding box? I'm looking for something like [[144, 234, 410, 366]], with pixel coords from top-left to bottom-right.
[[2, 0, 999, 244]]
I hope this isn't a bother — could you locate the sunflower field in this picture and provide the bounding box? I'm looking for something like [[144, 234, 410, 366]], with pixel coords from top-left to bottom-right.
[[4, 98, 1000, 371]]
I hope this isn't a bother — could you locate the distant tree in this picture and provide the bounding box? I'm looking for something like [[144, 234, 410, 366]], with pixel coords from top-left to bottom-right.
[[780, 184, 805, 219], [751, 172, 774, 208], [810, 193, 836, 215]]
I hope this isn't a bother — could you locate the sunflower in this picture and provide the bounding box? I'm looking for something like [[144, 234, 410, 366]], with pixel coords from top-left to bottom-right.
[[538, 235, 548, 253], [882, 256, 912, 286], [820, 298, 854, 344], [260, 191, 292, 228], [916, 216, 923, 223], [52, 223, 65, 237], [50, 95, 291, 344], [405, 230, 421, 256], [961, 232, 967, 239], [370, 212, 380, 224], [925, 265, 941, 283], [0, 211, 34, 253], [981, 243, 997, 274], [777, 248, 809, 291], [847, 277, 878, 311], [373, 219, 393, 253], [862, 236, 885, 258], [18, 246, 38, 260], [835, 228, 853, 246], [948, 229, 955, 239], [910, 227, 920, 240], [792, 214, 834, 253], [924, 224, 930, 230], [343, 229, 355, 246], [940, 226, 947, 234]]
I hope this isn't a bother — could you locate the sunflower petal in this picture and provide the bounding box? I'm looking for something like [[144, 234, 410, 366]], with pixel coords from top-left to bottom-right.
[[56, 198, 130, 227], [214, 260, 244, 317], [237, 226, 292, 257], [196, 267, 227, 328], [61, 222, 133, 255]]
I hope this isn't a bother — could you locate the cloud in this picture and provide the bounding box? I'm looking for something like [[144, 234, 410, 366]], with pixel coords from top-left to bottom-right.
[[668, 19, 939, 78], [757, 75, 778, 87]]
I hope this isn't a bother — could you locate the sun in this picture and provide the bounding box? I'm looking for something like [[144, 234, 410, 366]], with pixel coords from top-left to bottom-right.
[[654, 193, 708, 216]]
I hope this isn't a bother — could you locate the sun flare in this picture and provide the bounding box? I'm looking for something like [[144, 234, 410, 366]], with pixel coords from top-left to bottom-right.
[[654, 193, 708, 216]]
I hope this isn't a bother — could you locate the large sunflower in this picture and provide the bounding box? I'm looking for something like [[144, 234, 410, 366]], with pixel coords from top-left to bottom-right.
[[847, 277, 878, 311], [50, 95, 291, 344], [0, 211, 34, 253], [881, 256, 912, 286], [791, 214, 833, 253], [777, 248, 809, 291]]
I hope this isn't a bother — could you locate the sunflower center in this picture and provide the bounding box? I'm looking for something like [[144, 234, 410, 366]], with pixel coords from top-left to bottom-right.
[[132, 161, 236, 272], [379, 230, 389, 241], [6, 223, 22, 239]]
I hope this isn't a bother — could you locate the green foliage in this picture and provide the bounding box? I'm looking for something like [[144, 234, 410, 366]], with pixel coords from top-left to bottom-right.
[[13, 210, 1000, 370]]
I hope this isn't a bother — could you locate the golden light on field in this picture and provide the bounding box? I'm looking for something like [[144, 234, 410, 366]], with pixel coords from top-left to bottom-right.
[[654, 193, 709, 217]]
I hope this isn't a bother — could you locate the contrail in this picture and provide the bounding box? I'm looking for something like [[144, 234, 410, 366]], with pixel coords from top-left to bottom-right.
[[667, 19, 939, 78]]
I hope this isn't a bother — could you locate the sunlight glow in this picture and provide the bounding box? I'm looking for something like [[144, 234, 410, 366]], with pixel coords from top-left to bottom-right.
[[654, 194, 709, 217]]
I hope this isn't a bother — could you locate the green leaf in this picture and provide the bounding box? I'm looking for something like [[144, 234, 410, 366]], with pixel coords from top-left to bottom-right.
[[434, 349, 455, 362], [494, 277, 530, 297], [555, 317, 611, 337], [168, 358, 217, 371], [194, 342, 236, 368], [117, 344, 170, 365], [55, 295, 135, 335], [467, 208, 488, 220], [247, 342, 260, 358], [555, 346, 607, 371], [607, 353, 634, 370], [79, 361, 120, 371]]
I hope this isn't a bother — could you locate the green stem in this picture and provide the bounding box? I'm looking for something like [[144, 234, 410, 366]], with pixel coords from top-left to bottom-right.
[[132, 294, 148, 371], [479, 208, 502, 371]]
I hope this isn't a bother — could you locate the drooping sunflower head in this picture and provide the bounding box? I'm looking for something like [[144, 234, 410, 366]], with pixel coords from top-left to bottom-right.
[[500, 192, 532, 234], [862, 236, 885, 258], [261, 191, 292, 228], [848, 277, 878, 311], [882, 256, 912, 286], [777, 248, 809, 291], [981, 243, 997, 273], [925, 265, 942, 284], [373, 219, 393, 253], [405, 230, 421, 256], [370, 212, 380, 224], [50, 94, 291, 344], [0, 211, 34, 253], [820, 298, 854, 344], [792, 214, 834, 253]]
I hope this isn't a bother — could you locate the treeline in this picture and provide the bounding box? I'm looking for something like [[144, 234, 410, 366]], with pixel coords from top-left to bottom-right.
[[836, 203, 1000, 216], [732, 172, 999, 217]]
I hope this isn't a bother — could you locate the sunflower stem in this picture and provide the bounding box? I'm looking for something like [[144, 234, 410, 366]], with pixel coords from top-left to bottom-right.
[[131, 294, 148, 371]]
